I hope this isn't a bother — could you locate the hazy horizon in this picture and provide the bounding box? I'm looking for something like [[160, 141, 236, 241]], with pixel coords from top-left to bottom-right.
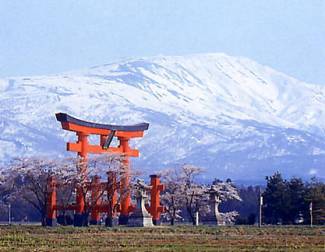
[[1, 0, 325, 84]]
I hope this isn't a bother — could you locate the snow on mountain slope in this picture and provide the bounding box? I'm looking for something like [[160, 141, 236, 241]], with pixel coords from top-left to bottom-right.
[[0, 53, 325, 180]]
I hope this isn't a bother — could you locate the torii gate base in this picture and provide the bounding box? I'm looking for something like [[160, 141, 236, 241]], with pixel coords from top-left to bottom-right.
[[46, 174, 165, 227], [50, 113, 164, 226]]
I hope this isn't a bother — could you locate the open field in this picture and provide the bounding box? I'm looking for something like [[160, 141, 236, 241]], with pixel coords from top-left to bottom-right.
[[0, 225, 323, 251]]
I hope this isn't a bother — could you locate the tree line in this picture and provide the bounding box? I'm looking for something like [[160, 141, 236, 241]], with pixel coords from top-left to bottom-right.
[[262, 172, 324, 225], [0, 156, 323, 226]]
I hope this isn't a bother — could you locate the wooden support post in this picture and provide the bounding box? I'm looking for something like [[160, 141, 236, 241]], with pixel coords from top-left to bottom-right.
[[259, 190, 263, 228], [149, 175, 165, 225], [118, 137, 131, 225], [74, 132, 88, 226], [310, 202, 313, 228], [90, 175, 101, 225], [106, 171, 118, 226], [46, 176, 57, 226]]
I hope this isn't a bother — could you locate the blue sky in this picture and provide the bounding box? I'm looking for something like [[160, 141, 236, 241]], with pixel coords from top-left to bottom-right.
[[1, 0, 324, 84]]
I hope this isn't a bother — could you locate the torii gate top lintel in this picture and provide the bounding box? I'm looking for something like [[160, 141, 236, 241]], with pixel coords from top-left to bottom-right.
[[55, 112, 149, 157], [56, 112, 149, 135]]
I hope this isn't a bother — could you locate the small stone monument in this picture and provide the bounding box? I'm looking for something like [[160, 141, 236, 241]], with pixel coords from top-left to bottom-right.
[[201, 185, 225, 225], [128, 179, 153, 227]]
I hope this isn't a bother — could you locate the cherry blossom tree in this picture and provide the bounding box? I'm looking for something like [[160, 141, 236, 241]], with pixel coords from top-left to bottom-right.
[[160, 165, 241, 225], [0, 157, 76, 226], [159, 168, 184, 225], [160, 164, 206, 225], [0, 154, 131, 226]]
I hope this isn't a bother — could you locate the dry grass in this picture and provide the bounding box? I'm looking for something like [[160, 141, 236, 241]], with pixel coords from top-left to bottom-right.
[[0, 225, 324, 251]]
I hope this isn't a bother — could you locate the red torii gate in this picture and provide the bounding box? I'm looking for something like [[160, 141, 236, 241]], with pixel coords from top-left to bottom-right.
[[47, 113, 164, 226]]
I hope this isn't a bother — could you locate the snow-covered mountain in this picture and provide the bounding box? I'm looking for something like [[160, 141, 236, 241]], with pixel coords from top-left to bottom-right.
[[1, 53, 325, 180]]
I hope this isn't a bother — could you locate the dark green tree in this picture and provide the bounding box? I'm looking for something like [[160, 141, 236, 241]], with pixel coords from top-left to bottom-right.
[[288, 177, 308, 223], [262, 172, 291, 224], [263, 173, 324, 225]]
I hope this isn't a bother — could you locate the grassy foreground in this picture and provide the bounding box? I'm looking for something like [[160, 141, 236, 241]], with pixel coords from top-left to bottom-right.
[[0, 225, 324, 251]]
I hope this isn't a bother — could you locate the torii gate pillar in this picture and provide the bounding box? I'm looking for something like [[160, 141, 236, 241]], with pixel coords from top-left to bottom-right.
[[118, 137, 132, 224]]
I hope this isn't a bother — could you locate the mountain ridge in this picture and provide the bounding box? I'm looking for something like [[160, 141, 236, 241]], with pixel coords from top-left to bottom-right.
[[0, 53, 324, 180]]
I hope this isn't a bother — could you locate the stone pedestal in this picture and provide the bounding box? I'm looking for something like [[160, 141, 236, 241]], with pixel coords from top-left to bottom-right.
[[128, 193, 153, 227], [202, 193, 225, 226]]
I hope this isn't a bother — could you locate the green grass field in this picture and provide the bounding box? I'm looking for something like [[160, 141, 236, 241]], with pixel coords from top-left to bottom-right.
[[0, 225, 324, 251]]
